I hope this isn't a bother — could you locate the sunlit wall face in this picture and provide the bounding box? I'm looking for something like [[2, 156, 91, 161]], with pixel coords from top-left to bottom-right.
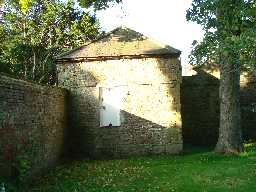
[[58, 58, 182, 128], [57, 56, 183, 156], [76, 58, 182, 128]]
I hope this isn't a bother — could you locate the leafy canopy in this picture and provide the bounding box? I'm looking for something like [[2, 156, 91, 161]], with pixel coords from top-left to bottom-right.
[[187, 0, 256, 68], [0, 0, 100, 84], [77, 0, 122, 10]]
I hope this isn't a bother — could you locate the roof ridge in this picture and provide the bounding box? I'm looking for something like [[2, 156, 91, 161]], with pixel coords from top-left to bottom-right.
[[57, 26, 181, 60], [56, 27, 125, 59]]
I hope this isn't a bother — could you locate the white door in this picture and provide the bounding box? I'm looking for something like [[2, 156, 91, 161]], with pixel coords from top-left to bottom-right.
[[99, 87, 123, 127]]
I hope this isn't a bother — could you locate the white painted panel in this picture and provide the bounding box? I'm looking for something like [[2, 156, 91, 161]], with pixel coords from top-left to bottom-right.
[[99, 87, 123, 127]]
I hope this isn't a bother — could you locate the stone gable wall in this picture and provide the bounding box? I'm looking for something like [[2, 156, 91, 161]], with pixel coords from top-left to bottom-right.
[[0, 75, 67, 178], [57, 57, 182, 157]]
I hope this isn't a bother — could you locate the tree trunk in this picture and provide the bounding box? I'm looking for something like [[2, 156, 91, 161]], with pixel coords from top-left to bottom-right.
[[215, 57, 243, 154], [32, 49, 36, 81]]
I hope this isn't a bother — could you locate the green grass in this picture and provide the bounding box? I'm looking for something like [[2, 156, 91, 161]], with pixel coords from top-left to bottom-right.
[[4, 144, 256, 192]]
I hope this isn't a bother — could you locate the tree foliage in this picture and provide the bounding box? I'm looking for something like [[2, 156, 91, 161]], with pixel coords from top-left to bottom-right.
[[77, 0, 122, 10], [0, 0, 100, 84], [187, 0, 256, 68], [187, 0, 256, 154]]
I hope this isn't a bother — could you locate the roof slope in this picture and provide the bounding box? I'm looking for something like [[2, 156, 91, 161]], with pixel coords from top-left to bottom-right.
[[57, 26, 181, 60]]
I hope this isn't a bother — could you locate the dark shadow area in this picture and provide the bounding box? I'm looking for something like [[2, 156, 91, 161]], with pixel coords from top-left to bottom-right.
[[181, 68, 256, 147], [241, 78, 256, 141], [181, 69, 220, 147], [0, 76, 67, 184], [182, 144, 213, 155], [63, 71, 100, 158], [93, 110, 182, 159]]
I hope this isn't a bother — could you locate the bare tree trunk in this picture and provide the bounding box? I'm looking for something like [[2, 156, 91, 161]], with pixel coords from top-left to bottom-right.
[[0, 5, 4, 24], [32, 49, 36, 80], [24, 63, 27, 79], [215, 57, 243, 154], [23, 21, 26, 39]]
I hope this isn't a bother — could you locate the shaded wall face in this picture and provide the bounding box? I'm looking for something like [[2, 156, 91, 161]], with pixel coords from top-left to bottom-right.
[[181, 70, 256, 146], [0, 76, 67, 178], [181, 71, 220, 146], [240, 80, 256, 140], [57, 57, 182, 157]]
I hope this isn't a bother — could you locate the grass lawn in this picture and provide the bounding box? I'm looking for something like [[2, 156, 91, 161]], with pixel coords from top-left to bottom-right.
[[4, 144, 256, 192]]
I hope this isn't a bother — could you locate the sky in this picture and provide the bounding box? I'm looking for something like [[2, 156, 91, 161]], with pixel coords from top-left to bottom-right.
[[96, 0, 204, 66]]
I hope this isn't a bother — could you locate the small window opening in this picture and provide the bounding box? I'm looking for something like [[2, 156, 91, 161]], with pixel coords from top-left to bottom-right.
[[99, 87, 123, 127]]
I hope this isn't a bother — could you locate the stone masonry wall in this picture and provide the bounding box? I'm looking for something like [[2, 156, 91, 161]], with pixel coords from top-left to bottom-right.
[[181, 71, 219, 146], [57, 57, 182, 158], [0, 75, 67, 179], [181, 70, 256, 146]]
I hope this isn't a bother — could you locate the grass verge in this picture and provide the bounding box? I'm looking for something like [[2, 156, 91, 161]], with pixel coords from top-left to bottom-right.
[[2, 143, 256, 192]]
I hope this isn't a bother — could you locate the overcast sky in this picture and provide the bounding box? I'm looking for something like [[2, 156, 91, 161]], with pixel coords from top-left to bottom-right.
[[96, 0, 204, 65]]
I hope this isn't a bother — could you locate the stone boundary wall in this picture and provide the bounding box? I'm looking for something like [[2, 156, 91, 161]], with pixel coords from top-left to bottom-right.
[[181, 70, 256, 146], [0, 75, 67, 179]]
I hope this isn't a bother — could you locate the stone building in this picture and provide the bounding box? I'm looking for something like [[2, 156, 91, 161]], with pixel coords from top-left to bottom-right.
[[56, 27, 183, 158]]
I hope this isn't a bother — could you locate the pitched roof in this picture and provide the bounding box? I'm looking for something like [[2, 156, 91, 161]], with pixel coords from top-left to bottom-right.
[[57, 26, 181, 60]]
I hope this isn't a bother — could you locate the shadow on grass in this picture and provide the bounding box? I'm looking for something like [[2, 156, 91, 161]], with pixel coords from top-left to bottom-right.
[[182, 144, 214, 155]]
